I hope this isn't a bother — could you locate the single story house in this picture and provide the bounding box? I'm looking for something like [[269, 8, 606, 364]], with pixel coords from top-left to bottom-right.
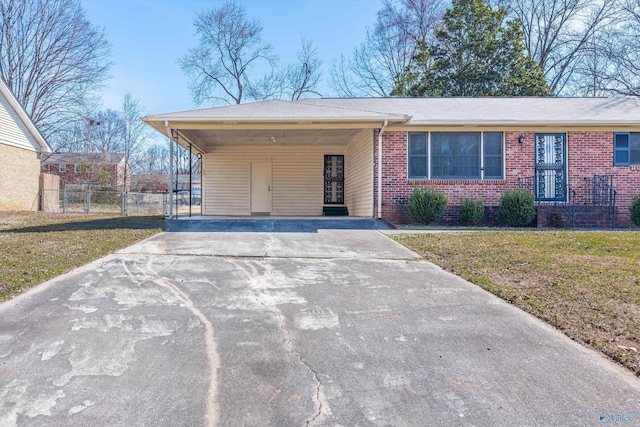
[[131, 174, 169, 192], [41, 152, 130, 191], [0, 78, 52, 211], [142, 98, 640, 227]]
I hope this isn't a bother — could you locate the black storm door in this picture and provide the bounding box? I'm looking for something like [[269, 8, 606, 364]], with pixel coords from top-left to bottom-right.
[[534, 133, 567, 202], [324, 155, 344, 204]]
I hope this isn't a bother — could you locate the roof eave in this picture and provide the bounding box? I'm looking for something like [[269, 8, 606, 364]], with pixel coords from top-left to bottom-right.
[[142, 115, 409, 124], [0, 79, 52, 153], [404, 120, 640, 127]]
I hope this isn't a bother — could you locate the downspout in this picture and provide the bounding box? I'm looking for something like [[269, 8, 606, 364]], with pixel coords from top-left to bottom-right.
[[377, 119, 388, 219], [165, 121, 173, 219]]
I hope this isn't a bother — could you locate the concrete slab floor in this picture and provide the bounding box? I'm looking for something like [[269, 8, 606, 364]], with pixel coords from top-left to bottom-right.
[[0, 219, 639, 426]]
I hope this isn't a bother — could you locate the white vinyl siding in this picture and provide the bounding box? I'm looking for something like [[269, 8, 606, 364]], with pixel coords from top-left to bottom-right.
[[206, 150, 251, 215], [204, 145, 346, 216], [345, 130, 373, 217], [0, 93, 40, 152], [203, 130, 374, 217]]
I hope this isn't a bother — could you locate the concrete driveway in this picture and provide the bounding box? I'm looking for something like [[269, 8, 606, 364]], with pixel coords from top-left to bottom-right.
[[1, 218, 639, 426]]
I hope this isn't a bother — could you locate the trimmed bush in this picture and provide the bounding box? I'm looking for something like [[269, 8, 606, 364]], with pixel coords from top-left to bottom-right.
[[407, 186, 447, 225], [630, 196, 640, 226], [459, 198, 484, 226], [498, 189, 536, 227]]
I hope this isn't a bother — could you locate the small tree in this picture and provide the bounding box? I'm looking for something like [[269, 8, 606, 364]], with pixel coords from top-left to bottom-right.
[[498, 189, 536, 227], [459, 198, 485, 226], [630, 195, 640, 226], [407, 186, 448, 225]]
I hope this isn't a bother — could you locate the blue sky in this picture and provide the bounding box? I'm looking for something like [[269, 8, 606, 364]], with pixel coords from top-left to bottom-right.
[[81, 0, 381, 116]]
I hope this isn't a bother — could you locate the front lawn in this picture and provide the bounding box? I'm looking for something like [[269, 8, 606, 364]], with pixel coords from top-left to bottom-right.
[[392, 231, 640, 376], [0, 212, 165, 302]]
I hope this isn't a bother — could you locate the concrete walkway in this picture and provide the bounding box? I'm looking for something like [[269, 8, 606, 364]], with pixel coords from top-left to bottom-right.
[[0, 219, 638, 426]]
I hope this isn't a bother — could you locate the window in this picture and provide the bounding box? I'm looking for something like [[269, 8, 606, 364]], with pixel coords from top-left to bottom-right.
[[408, 132, 504, 180], [615, 132, 640, 166], [408, 133, 428, 179], [431, 132, 481, 179], [483, 132, 504, 179], [58, 164, 66, 172]]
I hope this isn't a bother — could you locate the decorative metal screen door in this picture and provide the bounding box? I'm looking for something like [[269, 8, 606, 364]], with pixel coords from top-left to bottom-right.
[[324, 155, 344, 204], [534, 133, 566, 201]]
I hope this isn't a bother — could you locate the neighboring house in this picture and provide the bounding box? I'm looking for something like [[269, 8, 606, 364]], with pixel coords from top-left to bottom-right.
[[175, 174, 201, 192], [142, 98, 640, 227], [131, 174, 169, 192], [41, 152, 130, 191], [176, 174, 201, 205], [0, 78, 52, 211]]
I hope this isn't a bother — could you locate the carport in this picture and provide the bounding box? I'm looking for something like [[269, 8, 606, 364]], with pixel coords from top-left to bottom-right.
[[142, 100, 408, 218]]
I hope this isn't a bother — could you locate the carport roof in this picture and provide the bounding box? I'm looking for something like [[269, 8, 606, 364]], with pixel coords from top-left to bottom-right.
[[143, 99, 408, 123]]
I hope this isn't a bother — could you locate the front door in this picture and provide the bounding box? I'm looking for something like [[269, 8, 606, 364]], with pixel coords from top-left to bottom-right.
[[251, 162, 271, 214], [534, 133, 567, 201]]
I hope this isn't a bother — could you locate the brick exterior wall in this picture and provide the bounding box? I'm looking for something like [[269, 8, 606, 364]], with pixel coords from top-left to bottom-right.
[[40, 162, 127, 190], [374, 130, 640, 227], [0, 144, 41, 211]]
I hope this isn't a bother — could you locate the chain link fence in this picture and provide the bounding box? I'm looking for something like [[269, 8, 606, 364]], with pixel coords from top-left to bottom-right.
[[40, 188, 198, 216]]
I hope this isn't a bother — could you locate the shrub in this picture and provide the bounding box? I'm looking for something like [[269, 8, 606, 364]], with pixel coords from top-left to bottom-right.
[[630, 196, 640, 226], [459, 198, 484, 226], [407, 186, 447, 225], [498, 189, 536, 227]]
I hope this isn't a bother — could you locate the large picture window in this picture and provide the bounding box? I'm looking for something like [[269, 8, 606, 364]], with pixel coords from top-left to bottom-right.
[[431, 132, 481, 179], [408, 132, 504, 180], [614, 132, 640, 166]]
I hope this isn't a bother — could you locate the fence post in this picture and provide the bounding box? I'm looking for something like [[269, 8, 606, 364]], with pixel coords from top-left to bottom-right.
[[121, 192, 126, 216], [63, 188, 68, 213], [84, 190, 90, 214]]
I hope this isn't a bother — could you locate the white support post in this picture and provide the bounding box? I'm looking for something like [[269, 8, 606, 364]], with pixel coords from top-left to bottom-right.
[[166, 121, 174, 219], [377, 119, 388, 219]]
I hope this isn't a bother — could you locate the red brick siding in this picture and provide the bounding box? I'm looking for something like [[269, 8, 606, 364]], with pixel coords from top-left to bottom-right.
[[40, 163, 126, 190], [566, 131, 640, 226], [374, 130, 640, 227]]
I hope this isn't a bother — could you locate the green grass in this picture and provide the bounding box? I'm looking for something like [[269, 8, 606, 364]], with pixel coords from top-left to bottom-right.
[[0, 212, 165, 302], [392, 230, 640, 376]]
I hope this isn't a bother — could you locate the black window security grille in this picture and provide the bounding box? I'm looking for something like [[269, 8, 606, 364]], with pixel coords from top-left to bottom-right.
[[534, 133, 566, 202]]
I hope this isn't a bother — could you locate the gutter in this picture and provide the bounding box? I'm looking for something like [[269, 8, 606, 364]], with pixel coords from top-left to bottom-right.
[[377, 119, 388, 219]]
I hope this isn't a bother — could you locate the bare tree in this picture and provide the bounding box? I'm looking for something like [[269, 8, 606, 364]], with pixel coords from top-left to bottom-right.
[[0, 0, 111, 138], [87, 109, 125, 154], [330, 0, 446, 97], [506, 0, 621, 95], [577, 0, 640, 97], [179, 0, 277, 105], [121, 93, 151, 187], [286, 39, 323, 100]]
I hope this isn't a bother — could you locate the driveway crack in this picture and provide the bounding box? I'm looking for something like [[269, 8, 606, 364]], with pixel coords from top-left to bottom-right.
[[273, 309, 323, 426], [229, 259, 324, 425]]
